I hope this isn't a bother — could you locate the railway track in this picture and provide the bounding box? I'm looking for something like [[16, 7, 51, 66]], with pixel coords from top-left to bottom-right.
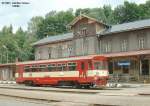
[[0, 84, 100, 94]]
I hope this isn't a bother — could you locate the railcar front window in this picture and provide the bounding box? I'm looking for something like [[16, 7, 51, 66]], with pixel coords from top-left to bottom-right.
[[94, 61, 107, 70]]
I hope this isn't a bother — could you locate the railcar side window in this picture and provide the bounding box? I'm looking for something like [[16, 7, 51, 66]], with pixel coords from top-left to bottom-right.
[[62, 64, 67, 71], [24, 66, 30, 72], [31, 65, 38, 72], [48, 64, 56, 71], [39, 65, 46, 71], [47, 64, 52, 71], [68, 63, 76, 71], [57, 64, 63, 71]]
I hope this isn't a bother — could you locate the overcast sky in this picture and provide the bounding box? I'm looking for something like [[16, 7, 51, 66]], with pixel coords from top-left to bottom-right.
[[0, 0, 147, 32]]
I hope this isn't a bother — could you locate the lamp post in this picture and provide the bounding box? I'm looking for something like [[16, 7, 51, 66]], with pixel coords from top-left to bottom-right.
[[2, 45, 8, 63]]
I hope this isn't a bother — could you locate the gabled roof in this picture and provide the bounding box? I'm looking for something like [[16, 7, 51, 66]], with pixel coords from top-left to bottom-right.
[[97, 18, 150, 35], [32, 33, 73, 46], [68, 14, 109, 28]]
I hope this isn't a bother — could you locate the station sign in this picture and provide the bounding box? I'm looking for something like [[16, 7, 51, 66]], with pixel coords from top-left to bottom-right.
[[118, 61, 130, 66]]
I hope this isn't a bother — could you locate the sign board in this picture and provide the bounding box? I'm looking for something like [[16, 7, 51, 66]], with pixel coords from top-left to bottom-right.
[[118, 61, 130, 66]]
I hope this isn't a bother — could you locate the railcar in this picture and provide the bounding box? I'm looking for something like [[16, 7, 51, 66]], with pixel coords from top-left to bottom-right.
[[15, 55, 109, 88]]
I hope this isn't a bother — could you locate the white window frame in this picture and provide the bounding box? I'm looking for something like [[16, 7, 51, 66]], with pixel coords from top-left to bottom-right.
[[138, 37, 145, 49], [121, 39, 127, 52], [104, 42, 111, 53]]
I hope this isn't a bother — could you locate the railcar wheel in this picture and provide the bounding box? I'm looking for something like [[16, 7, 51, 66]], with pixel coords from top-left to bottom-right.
[[83, 85, 90, 89], [24, 80, 35, 86], [73, 82, 81, 89]]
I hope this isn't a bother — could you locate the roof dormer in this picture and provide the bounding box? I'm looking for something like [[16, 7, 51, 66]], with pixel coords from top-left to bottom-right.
[[68, 14, 109, 38]]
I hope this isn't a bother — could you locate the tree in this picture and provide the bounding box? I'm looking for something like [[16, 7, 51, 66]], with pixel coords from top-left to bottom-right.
[[1, 25, 13, 35], [37, 10, 74, 39], [114, 1, 141, 23], [103, 5, 116, 24], [27, 16, 44, 38], [0, 26, 18, 63], [75, 8, 90, 16], [15, 27, 35, 61], [139, 0, 150, 19], [0, 26, 36, 63]]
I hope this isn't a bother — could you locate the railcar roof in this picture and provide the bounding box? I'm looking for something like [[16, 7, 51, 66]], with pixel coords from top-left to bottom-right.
[[16, 55, 105, 65]]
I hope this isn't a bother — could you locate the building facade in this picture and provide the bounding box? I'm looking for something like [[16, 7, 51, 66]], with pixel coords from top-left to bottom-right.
[[0, 63, 16, 81], [33, 15, 150, 82]]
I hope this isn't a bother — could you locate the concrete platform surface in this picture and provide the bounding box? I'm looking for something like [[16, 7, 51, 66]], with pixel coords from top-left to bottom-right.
[[0, 84, 149, 106]]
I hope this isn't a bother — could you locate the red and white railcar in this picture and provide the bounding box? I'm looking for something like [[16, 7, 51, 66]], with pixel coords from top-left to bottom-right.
[[15, 55, 109, 88]]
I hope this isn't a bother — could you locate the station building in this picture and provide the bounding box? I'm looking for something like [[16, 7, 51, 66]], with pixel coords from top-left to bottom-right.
[[32, 15, 150, 82], [0, 63, 16, 81]]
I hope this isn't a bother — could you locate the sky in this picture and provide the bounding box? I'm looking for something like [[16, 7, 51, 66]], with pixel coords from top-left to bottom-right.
[[0, 0, 147, 32]]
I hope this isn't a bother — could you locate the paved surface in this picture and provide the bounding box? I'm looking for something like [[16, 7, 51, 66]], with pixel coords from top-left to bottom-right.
[[0, 84, 149, 106], [0, 95, 87, 106]]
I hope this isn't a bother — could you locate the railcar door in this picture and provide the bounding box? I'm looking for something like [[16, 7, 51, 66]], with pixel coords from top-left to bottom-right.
[[78, 60, 88, 78], [16, 65, 23, 79]]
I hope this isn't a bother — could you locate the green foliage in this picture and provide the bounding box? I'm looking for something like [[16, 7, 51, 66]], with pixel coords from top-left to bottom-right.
[[75, 1, 150, 24], [27, 16, 44, 38], [114, 1, 141, 23], [37, 9, 74, 39], [0, 27, 35, 63]]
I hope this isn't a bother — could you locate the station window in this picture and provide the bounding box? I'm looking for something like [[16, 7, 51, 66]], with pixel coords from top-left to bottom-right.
[[47, 64, 56, 71], [141, 60, 149, 75], [103, 42, 111, 53], [24, 66, 31, 72], [39, 65, 46, 71], [80, 28, 87, 35], [121, 39, 128, 52], [68, 63, 76, 71], [138, 37, 145, 49]]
